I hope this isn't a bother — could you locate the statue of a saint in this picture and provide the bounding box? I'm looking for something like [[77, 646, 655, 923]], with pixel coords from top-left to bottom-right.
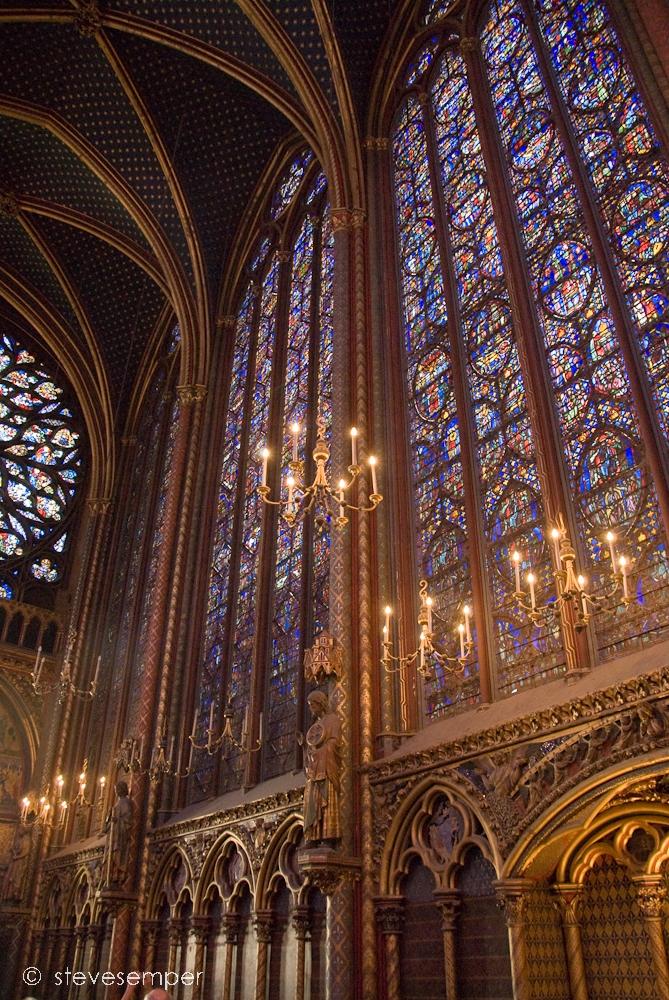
[[302, 691, 342, 846], [2, 826, 31, 901], [103, 780, 133, 887]]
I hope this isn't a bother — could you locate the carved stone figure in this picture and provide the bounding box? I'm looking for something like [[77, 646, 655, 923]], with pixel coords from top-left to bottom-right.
[[302, 691, 342, 846], [102, 780, 133, 887], [2, 825, 31, 901]]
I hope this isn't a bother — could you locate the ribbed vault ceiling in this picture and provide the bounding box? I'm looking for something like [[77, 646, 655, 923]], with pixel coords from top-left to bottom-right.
[[0, 0, 400, 454]]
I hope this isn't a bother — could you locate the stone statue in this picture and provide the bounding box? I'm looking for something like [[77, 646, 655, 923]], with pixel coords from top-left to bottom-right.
[[2, 825, 31, 901], [301, 690, 342, 846], [102, 780, 133, 887]]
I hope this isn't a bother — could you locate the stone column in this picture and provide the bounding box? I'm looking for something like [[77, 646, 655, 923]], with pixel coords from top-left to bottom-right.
[[54, 928, 71, 982], [495, 879, 532, 1000], [553, 883, 588, 1000], [85, 924, 103, 999], [104, 904, 133, 1000], [129, 384, 207, 973], [633, 876, 669, 1000], [434, 891, 461, 1000], [222, 914, 239, 1000], [190, 917, 210, 1000], [141, 919, 161, 977], [374, 897, 404, 1000], [167, 919, 184, 987], [326, 207, 355, 1000], [68, 926, 86, 1000], [43, 928, 58, 988], [292, 906, 311, 1000], [254, 911, 273, 1000]]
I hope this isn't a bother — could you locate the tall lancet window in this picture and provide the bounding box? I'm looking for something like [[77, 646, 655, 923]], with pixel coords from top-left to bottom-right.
[[195, 155, 333, 797], [391, 0, 669, 719]]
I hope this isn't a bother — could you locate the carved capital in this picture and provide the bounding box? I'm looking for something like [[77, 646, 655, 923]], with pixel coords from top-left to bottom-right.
[[330, 207, 366, 232], [363, 136, 389, 152], [254, 910, 274, 944], [552, 883, 583, 925], [176, 383, 207, 405], [494, 878, 532, 927], [86, 496, 112, 516], [121, 436, 137, 448], [633, 876, 667, 918], [190, 916, 211, 943], [459, 36, 478, 54], [433, 890, 461, 931], [297, 848, 361, 895], [216, 314, 236, 331], [0, 191, 19, 218], [142, 919, 161, 947], [374, 896, 404, 935], [291, 905, 311, 940], [222, 913, 240, 944], [168, 918, 186, 946], [75, 0, 102, 37], [276, 248, 292, 264]]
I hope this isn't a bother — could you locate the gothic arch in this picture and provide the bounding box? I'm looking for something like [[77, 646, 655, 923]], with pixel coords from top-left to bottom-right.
[[146, 846, 194, 920], [380, 777, 502, 895], [503, 751, 669, 880], [255, 814, 305, 910], [193, 833, 254, 916]]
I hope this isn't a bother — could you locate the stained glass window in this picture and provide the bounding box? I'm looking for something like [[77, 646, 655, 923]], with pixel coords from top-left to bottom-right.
[[195, 157, 332, 797], [0, 330, 82, 598], [92, 327, 179, 780], [393, 0, 669, 718]]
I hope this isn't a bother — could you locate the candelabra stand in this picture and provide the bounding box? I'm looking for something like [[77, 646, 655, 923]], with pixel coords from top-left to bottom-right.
[[258, 416, 382, 528], [20, 761, 105, 829], [115, 733, 183, 786], [188, 700, 263, 766], [382, 581, 474, 679], [511, 516, 633, 630], [30, 628, 101, 703]]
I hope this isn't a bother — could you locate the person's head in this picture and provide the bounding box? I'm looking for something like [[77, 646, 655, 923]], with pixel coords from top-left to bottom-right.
[[144, 989, 171, 1000], [307, 690, 328, 718], [116, 779, 129, 798]]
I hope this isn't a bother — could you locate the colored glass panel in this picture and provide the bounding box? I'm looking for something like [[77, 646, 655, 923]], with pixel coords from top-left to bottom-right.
[[0, 332, 81, 561], [393, 94, 474, 716], [313, 207, 335, 637], [431, 47, 561, 694], [224, 254, 279, 790], [194, 284, 257, 796], [270, 151, 313, 219], [266, 217, 314, 778], [484, 0, 669, 655], [537, 0, 669, 443]]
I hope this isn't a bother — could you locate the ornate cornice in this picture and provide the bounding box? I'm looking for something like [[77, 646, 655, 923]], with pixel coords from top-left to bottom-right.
[[368, 664, 669, 784], [149, 787, 303, 846]]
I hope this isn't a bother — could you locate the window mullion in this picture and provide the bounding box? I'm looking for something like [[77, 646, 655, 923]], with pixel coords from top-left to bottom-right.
[[421, 87, 496, 704]]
